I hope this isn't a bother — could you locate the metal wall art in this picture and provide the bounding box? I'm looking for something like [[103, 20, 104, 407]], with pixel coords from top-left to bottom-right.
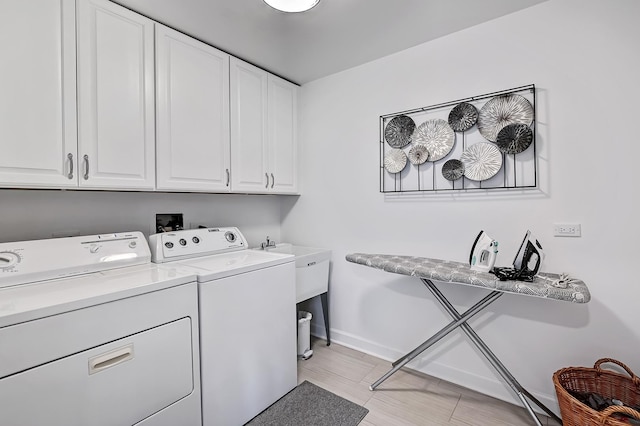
[[383, 149, 408, 173], [412, 119, 455, 161], [380, 84, 536, 193], [384, 115, 415, 148], [459, 142, 503, 181], [477, 94, 534, 142]]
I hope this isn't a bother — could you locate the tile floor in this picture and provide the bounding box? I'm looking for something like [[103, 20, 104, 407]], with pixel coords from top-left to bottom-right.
[[297, 337, 562, 426]]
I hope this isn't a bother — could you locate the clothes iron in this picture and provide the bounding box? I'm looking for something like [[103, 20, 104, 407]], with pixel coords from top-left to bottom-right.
[[469, 230, 498, 272], [512, 230, 545, 278]]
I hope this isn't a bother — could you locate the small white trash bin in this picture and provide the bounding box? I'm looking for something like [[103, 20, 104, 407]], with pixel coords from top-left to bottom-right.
[[297, 311, 313, 359]]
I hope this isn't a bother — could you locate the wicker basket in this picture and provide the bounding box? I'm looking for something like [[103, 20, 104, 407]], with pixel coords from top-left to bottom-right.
[[553, 358, 640, 425]]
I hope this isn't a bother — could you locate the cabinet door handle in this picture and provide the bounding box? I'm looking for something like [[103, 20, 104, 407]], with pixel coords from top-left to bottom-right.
[[67, 153, 74, 179], [83, 155, 89, 180], [271, 173, 275, 189], [265, 173, 269, 189], [226, 169, 230, 187]]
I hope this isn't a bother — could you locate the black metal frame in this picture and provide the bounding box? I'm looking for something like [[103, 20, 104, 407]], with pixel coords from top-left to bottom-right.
[[380, 84, 537, 193]]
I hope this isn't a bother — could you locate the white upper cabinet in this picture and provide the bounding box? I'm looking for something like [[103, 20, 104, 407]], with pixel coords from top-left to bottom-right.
[[1, 0, 297, 194], [76, 0, 155, 190], [155, 24, 231, 192], [268, 75, 298, 193], [230, 58, 298, 194], [0, 0, 77, 188], [230, 58, 269, 193]]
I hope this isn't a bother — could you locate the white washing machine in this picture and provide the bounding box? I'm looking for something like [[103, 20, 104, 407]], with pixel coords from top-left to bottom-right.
[[0, 232, 202, 426], [149, 227, 296, 426]]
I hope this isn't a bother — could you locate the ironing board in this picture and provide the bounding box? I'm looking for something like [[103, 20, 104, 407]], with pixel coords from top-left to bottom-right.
[[346, 253, 591, 426]]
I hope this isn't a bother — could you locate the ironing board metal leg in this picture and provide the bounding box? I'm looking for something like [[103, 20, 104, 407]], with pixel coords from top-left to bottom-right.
[[423, 279, 560, 426], [391, 291, 503, 368], [370, 290, 503, 390], [519, 388, 562, 422]]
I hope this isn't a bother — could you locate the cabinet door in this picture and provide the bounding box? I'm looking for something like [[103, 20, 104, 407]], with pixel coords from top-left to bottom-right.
[[230, 58, 269, 193], [156, 24, 230, 192], [77, 0, 155, 190], [0, 0, 77, 188], [268, 75, 298, 194]]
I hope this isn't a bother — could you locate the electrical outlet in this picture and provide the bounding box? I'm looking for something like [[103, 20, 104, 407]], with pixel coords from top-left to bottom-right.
[[553, 223, 581, 237], [155, 213, 184, 233]]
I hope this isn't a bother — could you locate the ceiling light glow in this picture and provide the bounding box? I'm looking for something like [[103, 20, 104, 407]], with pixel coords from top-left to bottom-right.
[[263, 0, 320, 13]]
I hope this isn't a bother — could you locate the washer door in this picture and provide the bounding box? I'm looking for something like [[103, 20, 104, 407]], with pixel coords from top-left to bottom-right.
[[0, 318, 193, 426]]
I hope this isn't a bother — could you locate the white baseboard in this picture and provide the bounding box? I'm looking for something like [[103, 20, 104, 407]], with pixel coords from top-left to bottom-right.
[[310, 324, 560, 418]]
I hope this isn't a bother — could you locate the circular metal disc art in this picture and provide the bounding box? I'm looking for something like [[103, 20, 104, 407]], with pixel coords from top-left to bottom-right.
[[495, 123, 533, 154], [412, 119, 455, 162], [384, 115, 415, 148], [384, 149, 408, 174], [460, 142, 503, 181], [477, 94, 534, 142], [448, 102, 478, 132], [408, 144, 429, 165], [442, 159, 464, 181]]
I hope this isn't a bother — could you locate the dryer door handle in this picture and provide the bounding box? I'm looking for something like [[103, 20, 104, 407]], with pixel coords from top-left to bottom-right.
[[89, 344, 134, 375]]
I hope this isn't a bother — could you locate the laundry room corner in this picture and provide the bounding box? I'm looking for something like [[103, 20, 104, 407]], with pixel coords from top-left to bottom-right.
[[281, 0, 640, 413]]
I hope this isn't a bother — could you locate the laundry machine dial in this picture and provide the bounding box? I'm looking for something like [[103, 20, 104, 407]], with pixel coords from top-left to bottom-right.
[[0, 251, 21, 270]]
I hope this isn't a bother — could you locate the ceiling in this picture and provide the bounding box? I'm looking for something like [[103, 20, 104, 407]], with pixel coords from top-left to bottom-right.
[[114, 0, 547, 85]]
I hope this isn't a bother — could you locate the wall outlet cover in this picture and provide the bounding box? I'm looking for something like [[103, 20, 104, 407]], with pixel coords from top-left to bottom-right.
[[553, 223, 581, 237], [155, 213, 184, 233]]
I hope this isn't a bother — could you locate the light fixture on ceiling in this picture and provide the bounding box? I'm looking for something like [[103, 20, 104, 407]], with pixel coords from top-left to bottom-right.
[[263, 0, 320, 13]]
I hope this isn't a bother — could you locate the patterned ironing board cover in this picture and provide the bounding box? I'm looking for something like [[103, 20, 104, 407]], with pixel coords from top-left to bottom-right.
[[346, 253, 590, 303]]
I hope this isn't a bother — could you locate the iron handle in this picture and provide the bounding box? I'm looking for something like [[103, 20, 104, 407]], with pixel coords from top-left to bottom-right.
[[67, 153, 74, 179], [83, 155, 89, 180], [226, 168, 230, 187], [265, 173, 269, 189], [271, 173, 274, 189]]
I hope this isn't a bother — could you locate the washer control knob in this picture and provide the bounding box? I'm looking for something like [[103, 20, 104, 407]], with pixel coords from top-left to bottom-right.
[[129, 241, 137, 249], [225, 231, 236, 243], [90, 244, 100, 253], [179, 239, 187, 246], [0, 251, 20, 269], [165, 242, 174, 249], [192, 237, 200, 244]]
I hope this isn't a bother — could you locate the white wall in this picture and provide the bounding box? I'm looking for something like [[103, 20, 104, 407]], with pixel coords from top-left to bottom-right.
[[0, 189, 283, 247], [283, 0, 640, 412]]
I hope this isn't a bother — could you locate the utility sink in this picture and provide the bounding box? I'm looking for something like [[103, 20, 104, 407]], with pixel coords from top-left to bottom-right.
[[258, 243, 332, 345], [260, 243, 331, 303]]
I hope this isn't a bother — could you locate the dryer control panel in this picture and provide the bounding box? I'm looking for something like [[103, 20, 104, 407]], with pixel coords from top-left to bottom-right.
[[149, 227, 248, 263], [0, 232, 150, 289]]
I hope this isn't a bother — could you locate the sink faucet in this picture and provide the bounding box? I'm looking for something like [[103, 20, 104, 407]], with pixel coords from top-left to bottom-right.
[[260, 236, 276, 250]]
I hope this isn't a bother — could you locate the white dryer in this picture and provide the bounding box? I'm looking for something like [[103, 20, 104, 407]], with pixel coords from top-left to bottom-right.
[[0, 232, 201, 426], [149, 227, 296, 426]]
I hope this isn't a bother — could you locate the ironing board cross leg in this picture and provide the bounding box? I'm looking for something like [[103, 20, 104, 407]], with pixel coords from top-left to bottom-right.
[[390, 290, 504, 368], [423, 279, 562, 426], [369, 287, 503, 391]]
